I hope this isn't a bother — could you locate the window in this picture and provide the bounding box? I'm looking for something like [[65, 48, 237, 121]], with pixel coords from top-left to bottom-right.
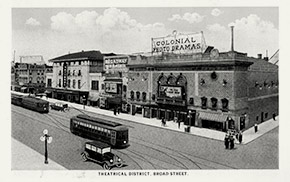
[[78, 80, 81, 89], [123, 85, 127, 92], [91, 80, 99, 90], [73, 70, 75, 76], [256, 116, 259, 121], [211, 97, 218, 110], [201, 97, 207, 109], [130, 91, 134, 100], [78, 70, 81, 76], [79, 61, 81, 65], [73, 80, 76, 88], [189, 98, 194, 105], [136, 91, 140, 101], [68, 70, 71, 76], [221, 98, 229, 111], [101, 84, 105, 90], [58, 79, 61, 87], [68, 80, 71, 88], [142, 92, 146, 101], [59, 70, 61, 75], [265, 113, 268, 118]]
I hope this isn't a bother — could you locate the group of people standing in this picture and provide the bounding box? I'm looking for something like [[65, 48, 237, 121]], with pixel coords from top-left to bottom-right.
[[224, 130, 243, 149], [113, 106, 121, 115]]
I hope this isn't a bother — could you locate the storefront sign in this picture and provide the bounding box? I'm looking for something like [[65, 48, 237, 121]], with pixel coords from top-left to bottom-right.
[[104, 56, 128, 72], [63, 63, 67, 88], [152, 31, 206, 54], [105, 83, 117, 93], [159, 86, 182, 98]]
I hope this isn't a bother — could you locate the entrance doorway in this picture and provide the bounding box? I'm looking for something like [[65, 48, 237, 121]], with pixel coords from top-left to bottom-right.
[[202, 120, 225, 131]]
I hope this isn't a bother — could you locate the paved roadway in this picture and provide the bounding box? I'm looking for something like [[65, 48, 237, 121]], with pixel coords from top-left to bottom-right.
[[11, 105, 278, 170]]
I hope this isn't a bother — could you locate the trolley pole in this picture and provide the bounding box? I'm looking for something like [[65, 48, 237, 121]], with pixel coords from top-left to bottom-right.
[[40, 129, 52, 164]]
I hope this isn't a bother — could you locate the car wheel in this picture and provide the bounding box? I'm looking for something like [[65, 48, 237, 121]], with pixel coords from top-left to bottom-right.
[[116, 163, 123, 168], [103, 162, 111, 170], [81, 152, 88, 162]]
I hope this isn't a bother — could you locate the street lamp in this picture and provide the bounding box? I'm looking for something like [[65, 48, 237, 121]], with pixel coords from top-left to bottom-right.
[[40, 129, 52, 164], [187, 110, 192, 132], [82, 95, 86, 109]]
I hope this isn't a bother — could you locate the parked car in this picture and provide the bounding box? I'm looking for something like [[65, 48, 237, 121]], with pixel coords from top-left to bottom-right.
[[81, 141, 124, 170], [50, 102, 69, 112]]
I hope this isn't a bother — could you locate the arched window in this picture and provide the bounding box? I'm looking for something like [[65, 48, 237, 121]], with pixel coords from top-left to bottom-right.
[[221, 98, 229, 111], [130, 91, 134, 100], [142, 92, 146, 101], [68, 70, 71, 76], [68, 79, 71, 88], [136, 91, 140, 101], [211, 97, 218, 110], [201, 97, 207, 109], [176, 74, 187, 86], [158, 75, 167, 85], [167, 75, 177, 85], [58, 79, 62, 87], [78, 70, 82, 76]]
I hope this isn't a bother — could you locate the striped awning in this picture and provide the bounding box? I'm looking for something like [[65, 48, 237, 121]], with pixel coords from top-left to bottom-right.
[[199, 112, 228, 122]]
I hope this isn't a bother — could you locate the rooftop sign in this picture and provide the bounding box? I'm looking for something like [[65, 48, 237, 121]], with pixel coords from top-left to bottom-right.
[[152, 31, 207, 55], [104, 56, 128, 72]]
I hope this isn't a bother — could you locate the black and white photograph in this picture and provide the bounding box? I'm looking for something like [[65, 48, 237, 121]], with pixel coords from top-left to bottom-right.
[[2, 0, 289, 181]]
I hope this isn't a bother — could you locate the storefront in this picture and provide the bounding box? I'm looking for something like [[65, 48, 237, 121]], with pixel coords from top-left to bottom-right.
[[198, 112, 228, 131], [52, 88, 88, 104]]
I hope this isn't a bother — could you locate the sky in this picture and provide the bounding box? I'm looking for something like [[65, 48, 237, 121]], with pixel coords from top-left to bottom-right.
[[12, 7, 279, 63]]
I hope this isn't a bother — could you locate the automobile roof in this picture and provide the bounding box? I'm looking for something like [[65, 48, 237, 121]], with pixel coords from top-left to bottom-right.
[[85, 141, 111, 149]]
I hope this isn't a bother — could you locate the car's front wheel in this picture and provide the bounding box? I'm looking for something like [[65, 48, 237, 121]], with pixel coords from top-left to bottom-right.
[[116, 163, 123, 168], [81, 152, 88, 162], [103, 162, 111, 170]]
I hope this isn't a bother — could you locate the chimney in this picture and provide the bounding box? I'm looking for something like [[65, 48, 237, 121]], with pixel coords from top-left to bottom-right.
[[230, 26, 234, 51], [258, 54, 262, 59]]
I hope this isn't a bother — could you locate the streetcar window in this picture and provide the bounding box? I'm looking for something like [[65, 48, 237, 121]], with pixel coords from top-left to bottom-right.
[[85, 144, 91, 150], [104, 129, 107, 133], [97, 148, 101, 153], [91, 146, 97, 152], [107, 130, 111, 134]]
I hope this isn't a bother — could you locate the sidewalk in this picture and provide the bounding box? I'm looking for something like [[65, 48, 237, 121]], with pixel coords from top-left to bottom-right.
[[11, 91, 279, 144], [11, 138, 66, 170]]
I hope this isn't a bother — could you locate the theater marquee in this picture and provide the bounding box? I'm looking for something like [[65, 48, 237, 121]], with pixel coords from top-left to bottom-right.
[[152, 31, 207, 55]]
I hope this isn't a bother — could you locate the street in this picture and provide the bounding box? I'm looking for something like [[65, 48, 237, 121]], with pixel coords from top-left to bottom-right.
[[11, 105, 278, 169]]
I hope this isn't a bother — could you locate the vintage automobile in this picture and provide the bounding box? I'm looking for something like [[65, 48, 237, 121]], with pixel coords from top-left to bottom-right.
[[50, 102, 69, 112], [81, 141, 124, 170]]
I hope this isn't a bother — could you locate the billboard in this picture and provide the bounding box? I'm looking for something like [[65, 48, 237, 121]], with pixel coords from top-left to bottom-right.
[[152, 31, 207, 55], [159, 86, 182, 98], [104, 56, 128, 72]]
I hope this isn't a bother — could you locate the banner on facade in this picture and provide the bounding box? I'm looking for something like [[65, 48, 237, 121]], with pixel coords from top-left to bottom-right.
[[105, 82, 117, 93], [152, 31, 207, 55], [104, 56, 128, 72], [159, 86, 182, 98]]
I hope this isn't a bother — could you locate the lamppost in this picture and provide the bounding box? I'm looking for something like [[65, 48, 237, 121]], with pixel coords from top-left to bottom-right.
[[40, 129, 52, 164], [82, 95, 86, 109]]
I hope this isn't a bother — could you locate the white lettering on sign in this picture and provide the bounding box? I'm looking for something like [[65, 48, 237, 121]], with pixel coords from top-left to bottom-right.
[[104, 56, 128, 72], [152, 32, 207, 54], [160, 86, 182, 98]]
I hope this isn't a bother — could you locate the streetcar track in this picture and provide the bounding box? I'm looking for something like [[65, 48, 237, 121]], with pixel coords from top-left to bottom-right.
[[124, 149, 157, 169], [129, 140, 188, 169], [116, 150, 143, 170], [131, 136, 236, 169]]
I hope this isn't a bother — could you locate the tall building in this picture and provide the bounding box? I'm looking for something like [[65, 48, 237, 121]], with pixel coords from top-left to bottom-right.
[[49, 50, 115, 104]]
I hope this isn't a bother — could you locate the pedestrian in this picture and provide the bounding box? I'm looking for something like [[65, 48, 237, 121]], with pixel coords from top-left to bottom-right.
[[161, 117, 165, 126], [177, 119, 181, 129], [238, 131, 243, 144], [117, 106, 121, 114], [229, 135, 235, 149], [254, 123, 258, 133], [173, 117, 178, 123], [113, 107, 117, 115], [224, 133, 229, 149]]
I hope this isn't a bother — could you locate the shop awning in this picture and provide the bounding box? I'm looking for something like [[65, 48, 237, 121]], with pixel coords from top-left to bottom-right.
[[88, 96, 99, 102], [199, 112, 228, 122]]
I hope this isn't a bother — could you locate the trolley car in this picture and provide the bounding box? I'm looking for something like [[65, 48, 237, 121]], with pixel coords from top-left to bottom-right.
[[70, 114, 129, 148], [11, 94, 49, 113]]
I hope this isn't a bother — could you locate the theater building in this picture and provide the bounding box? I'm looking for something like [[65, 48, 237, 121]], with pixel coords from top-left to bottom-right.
[[49, 50, 115, 105], [99, 55, 129, 110], [126, 31, 278, 131]]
